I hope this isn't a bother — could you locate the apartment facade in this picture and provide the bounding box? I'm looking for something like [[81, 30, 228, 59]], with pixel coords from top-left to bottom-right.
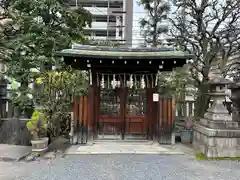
[[69, 0, 133, 46]]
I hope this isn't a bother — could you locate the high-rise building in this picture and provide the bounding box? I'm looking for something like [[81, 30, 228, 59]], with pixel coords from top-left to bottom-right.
[[69, 0, 133, 46]]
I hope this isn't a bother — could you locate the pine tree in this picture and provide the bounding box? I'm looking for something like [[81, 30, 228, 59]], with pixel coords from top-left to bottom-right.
[[139, 0, 170, 47]]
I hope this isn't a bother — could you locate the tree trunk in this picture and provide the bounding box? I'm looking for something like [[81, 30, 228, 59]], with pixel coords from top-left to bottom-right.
[[19, 80, 30, 117], [194, 79, 210, 119], [153, 32, 157, 47]]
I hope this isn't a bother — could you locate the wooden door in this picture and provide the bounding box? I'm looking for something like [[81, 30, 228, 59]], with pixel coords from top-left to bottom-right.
[[98, 88, 124, 139], [98, 88, 147, 140], [124, 88, 147, 139]]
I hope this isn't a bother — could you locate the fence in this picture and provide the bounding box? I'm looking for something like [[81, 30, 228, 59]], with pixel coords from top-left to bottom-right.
[[69, 96, 233, 144], [175, 100, 195, 118], [174, 99, 232, 137], [175, 99, 232, 118], [0, 99, 32, 119], [73, 95, 89, 144], [157, 96, 175, 144]]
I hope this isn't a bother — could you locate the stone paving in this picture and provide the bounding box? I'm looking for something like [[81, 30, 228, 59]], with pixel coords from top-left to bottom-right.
[[0, 144, 31, 161], [1, 154, 240, 180], [65, 141, 185, 155]]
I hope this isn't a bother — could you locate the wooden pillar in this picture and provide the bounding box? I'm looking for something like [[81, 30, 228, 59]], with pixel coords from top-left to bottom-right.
[[146, 87, 158, 140], [120, 87, 127, 140], [152, 87, 158, 141], [95, 86, 100, 140], [92, 70, 98, 140], [87, 85, 94, 142], [79, 95, 88, 144], [86, 69, 99, 143], [146, 74, 158, 141], [146, 87, 153, 140]]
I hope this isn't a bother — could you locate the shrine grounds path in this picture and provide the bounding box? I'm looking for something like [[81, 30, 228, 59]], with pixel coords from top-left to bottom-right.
[[1, 155, 240, 180]]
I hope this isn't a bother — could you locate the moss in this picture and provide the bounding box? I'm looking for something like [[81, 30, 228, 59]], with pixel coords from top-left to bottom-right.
[[195, 152, 240, 160]]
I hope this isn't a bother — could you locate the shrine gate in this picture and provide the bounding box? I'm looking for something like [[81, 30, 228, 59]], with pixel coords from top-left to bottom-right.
[[57, 44, 192, 144]]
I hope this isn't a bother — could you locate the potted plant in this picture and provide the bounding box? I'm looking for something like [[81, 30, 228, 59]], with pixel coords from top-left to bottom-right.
[[180, 116, 194, 144], [26, 108, 49, 152]]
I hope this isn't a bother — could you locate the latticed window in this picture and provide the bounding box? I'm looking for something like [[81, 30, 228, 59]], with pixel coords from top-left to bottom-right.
[[100, 89, 120, 116], [126, 89, 146, 116]]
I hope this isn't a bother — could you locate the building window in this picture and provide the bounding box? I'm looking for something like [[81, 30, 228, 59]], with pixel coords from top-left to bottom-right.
[[119, 31, 123, 37], [95, 16, 107, 22], [78, 2, 93, 7], [84, 30, 91, 36], [96, 2, 108, 7], [109, 2, 123, 8], [109, 16, 116, 23], [95, 30, 107, 37], [108, 31, 116, 37], [68, 0, 76, 6]]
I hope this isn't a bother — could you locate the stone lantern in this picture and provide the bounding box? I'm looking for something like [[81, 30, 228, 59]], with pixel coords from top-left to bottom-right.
[[228, 82, 240, 123], [227, 53, 240, 123], [203, 76, 232, 122], [193, 66, 240, 158]]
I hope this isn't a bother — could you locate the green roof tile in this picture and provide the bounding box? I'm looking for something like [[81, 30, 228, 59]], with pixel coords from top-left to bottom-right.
[[55, 44, 193, 59]]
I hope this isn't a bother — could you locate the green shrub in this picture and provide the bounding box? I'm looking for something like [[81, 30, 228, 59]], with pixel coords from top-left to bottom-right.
[[26, 109, 47, 140]]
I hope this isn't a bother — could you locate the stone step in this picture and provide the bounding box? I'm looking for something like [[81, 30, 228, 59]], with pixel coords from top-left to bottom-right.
[[94, 139, 153, 145]]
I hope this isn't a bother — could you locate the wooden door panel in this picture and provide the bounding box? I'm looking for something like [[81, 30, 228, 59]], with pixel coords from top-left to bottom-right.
[[98, 88, 122, 135], [125, 89, 147, 136], [98, 116, 122, 134], [98, 87, 148, 139], [125, 116, 146, 134]]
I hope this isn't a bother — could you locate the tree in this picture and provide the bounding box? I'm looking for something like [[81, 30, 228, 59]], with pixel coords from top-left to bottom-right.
[[0, 0, 14, 66], [34, 68, 88, 137], [138, 0, 170, 47], [158, 65, 195, 101], [4, 0, 92, 114], [169, 0, 240, 117]]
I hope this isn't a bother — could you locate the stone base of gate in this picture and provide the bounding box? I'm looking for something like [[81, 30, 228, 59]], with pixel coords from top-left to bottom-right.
[[65, 141, 184, 155]]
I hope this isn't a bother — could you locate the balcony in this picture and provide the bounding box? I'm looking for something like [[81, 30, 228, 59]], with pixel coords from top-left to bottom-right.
[[69, 6, 124, 16], [83, 7, 108, 15], [85, 22, 119, 30]]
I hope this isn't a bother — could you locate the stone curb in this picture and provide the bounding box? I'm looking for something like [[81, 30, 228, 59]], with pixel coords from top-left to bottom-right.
[[0, 157, 18, 162], [0, 153, 30, 162]]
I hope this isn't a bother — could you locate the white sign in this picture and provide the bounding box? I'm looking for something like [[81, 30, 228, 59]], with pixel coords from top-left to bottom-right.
[[153, 93, 159, 102]]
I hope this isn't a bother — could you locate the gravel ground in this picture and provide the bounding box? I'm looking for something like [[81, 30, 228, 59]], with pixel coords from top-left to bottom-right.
[[1, 155, 240, 180]]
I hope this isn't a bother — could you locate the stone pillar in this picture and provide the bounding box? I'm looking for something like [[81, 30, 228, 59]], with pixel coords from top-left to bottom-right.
[[193, 67, 240, 157]]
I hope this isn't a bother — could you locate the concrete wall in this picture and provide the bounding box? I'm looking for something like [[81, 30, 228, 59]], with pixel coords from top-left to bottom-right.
[[123, 0, 133, 47], [70, 0, 133, 46]]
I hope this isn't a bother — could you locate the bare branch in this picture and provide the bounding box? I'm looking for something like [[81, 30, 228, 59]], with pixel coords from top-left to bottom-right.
[[170, 0, 240, 83]]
